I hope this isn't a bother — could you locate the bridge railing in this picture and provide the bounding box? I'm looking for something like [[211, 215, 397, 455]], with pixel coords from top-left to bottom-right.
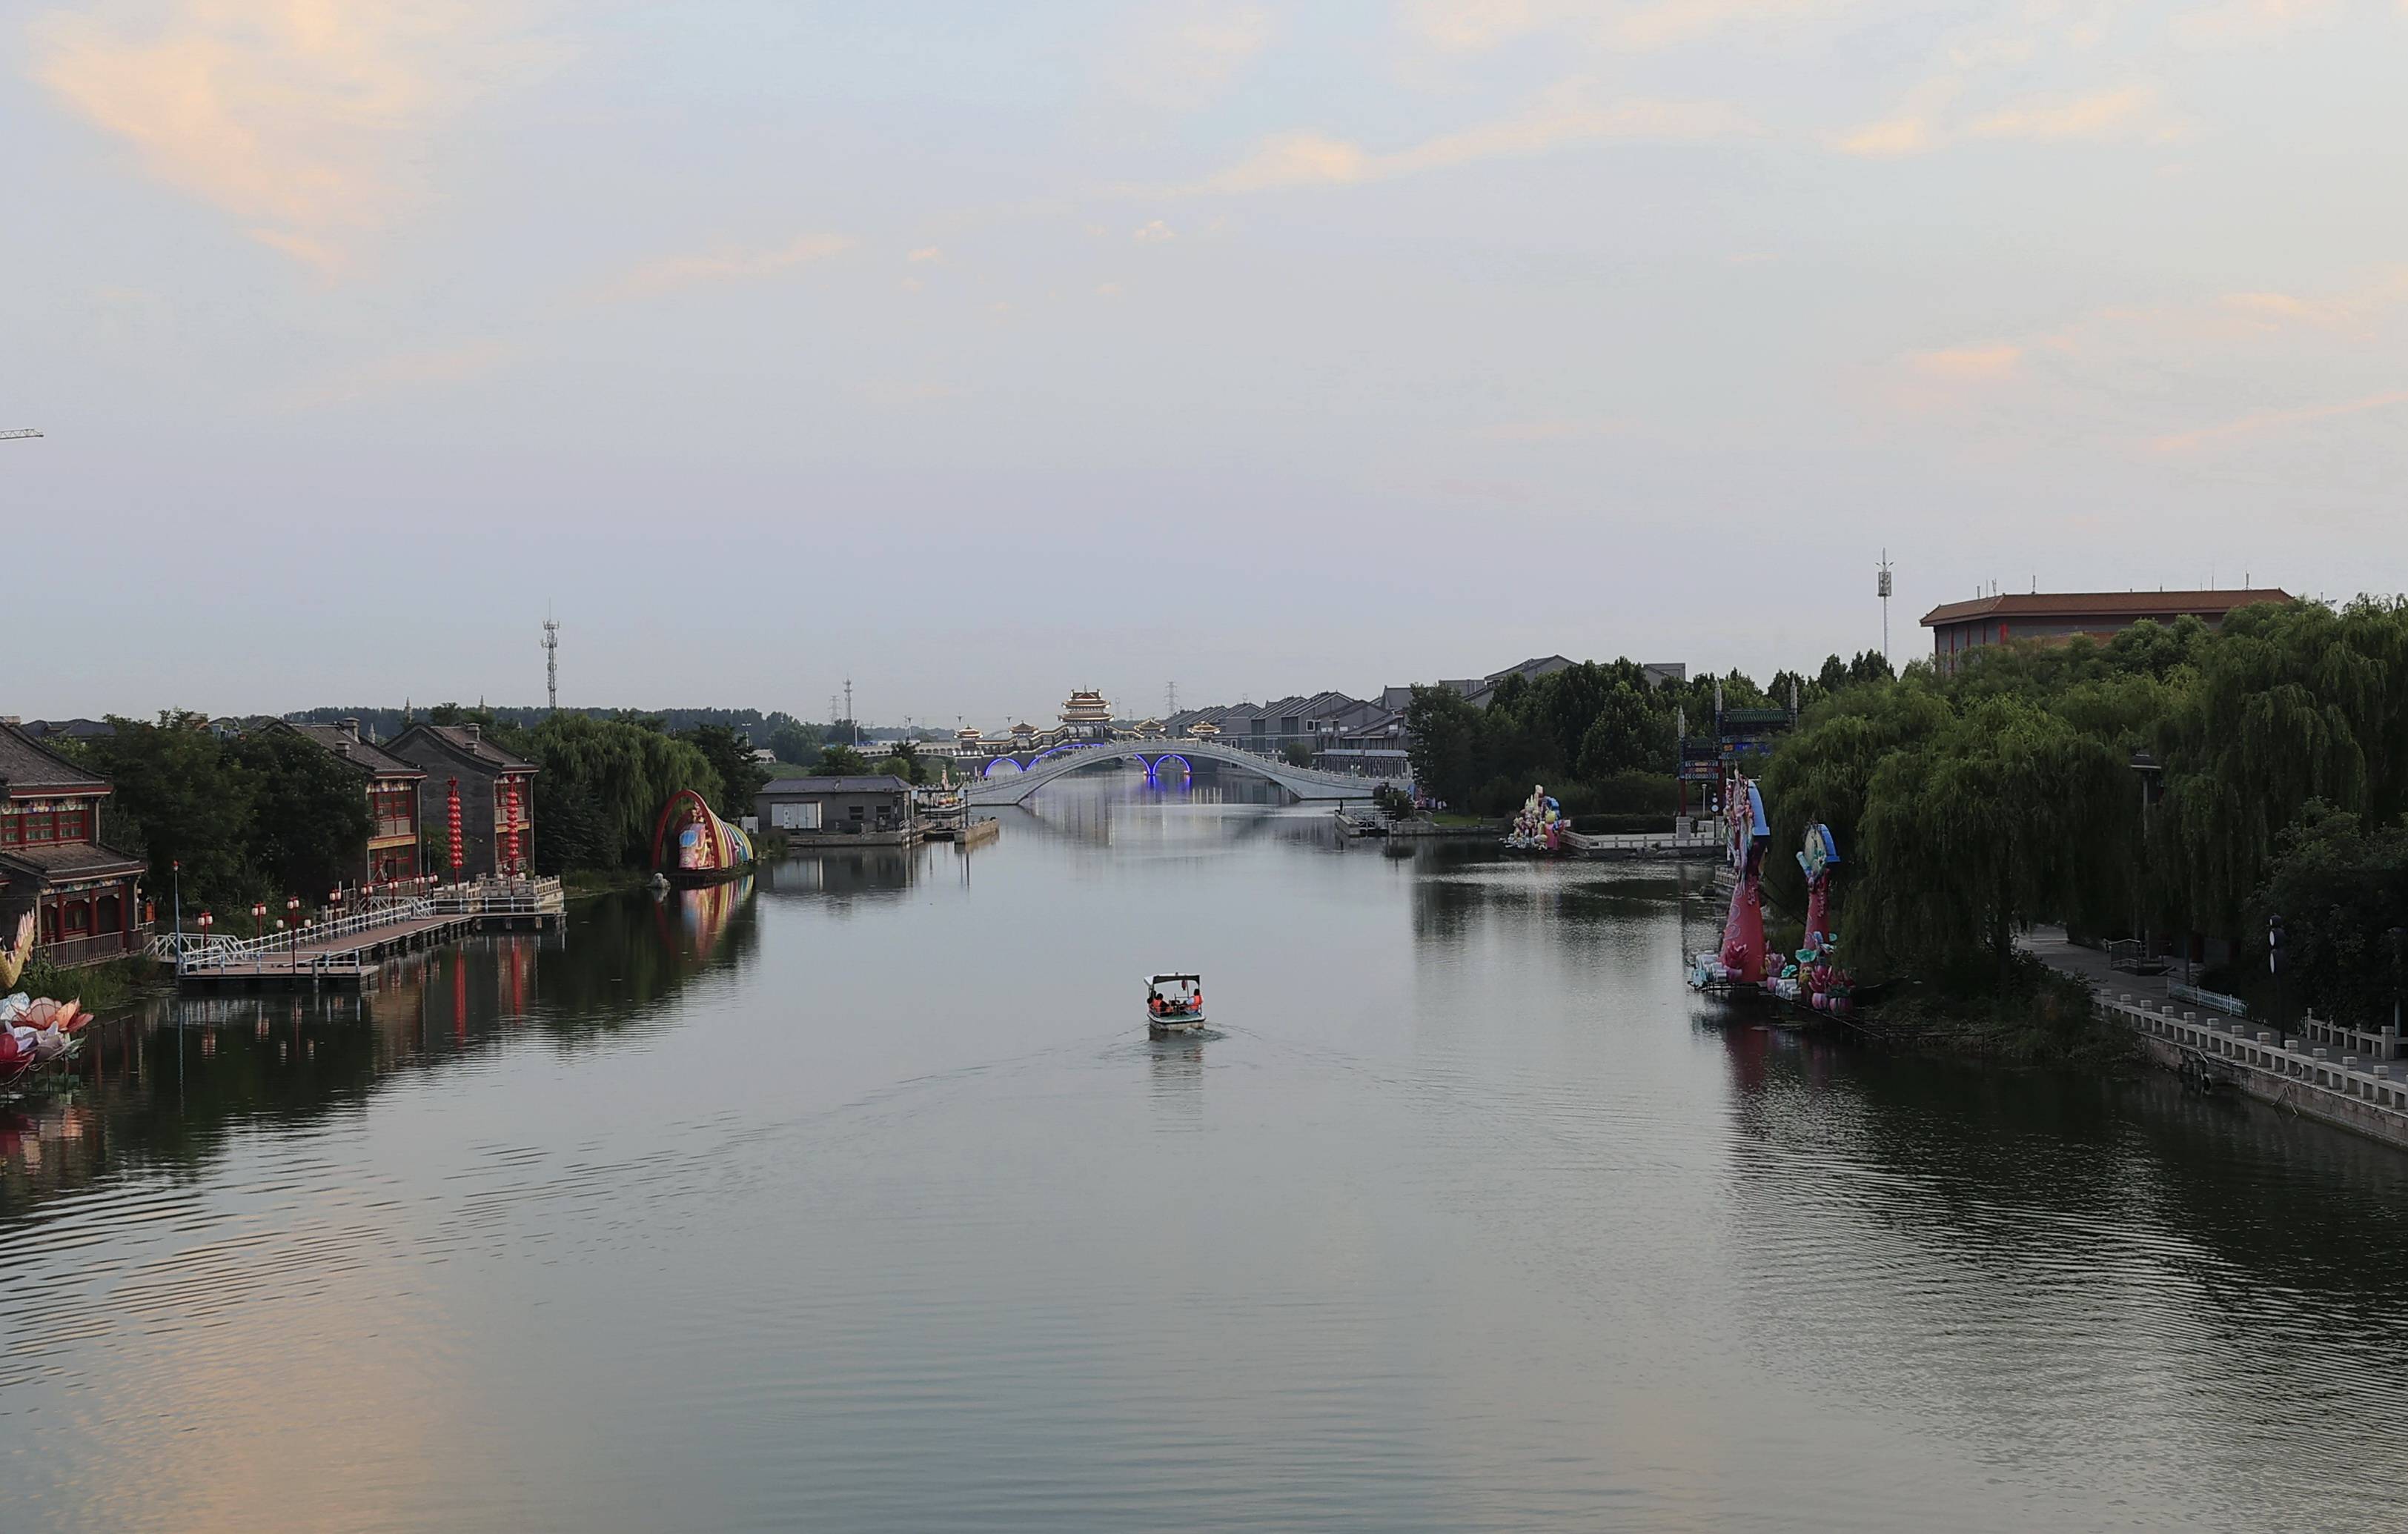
[[963, 739, 1391, 798]]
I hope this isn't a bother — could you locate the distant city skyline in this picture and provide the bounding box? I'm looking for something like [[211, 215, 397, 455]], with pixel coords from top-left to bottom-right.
[[13, 2, 2403, 721]]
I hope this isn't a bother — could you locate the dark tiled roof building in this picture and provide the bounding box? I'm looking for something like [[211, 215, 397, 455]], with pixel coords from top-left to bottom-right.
[[0, 722, 147, 963], [385, 723, 538, 879]]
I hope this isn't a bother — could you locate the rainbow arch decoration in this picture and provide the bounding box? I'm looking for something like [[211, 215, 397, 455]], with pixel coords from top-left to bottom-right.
[[651, 788, 756, 886]]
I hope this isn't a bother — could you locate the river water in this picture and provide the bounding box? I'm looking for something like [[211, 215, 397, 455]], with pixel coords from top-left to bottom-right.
[[5, 771, 2407, 1532]]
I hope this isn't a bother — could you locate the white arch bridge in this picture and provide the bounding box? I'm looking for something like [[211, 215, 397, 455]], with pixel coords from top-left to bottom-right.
[[958, 740, 1392, 806]]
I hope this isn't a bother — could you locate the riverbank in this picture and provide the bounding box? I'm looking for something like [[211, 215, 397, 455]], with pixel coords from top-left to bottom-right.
[[2026, 926, 2408, 1150], [1865, 964, 2137, 1066], [561, 868, 651, 902], [17, 954, 166, 1012]]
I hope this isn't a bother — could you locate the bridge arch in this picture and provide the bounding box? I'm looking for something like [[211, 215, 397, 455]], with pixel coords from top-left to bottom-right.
[[960, 740, 1386, 807]]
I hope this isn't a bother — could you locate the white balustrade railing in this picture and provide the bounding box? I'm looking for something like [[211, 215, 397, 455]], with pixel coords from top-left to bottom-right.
[[175, 898, 437, 972]]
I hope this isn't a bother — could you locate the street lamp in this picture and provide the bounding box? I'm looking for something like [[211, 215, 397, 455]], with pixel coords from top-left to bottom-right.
[[2389, 926, 2405, 1041], [251, 901, 267, 940]]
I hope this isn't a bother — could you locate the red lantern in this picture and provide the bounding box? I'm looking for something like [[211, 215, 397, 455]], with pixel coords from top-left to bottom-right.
[[500, 776, 521, 873], [447, 778, 464, 875]]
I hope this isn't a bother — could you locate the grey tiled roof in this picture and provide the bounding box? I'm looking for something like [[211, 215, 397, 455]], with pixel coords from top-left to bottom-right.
[[274, 721, 425, 779], [388, 723, 538, 774], [0, 841, 145, 883], [760, 776, 913, 794], [0, 723, 110, 794]]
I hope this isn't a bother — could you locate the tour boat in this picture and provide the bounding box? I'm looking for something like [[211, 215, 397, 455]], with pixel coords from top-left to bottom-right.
[[1144, 972, 1207, 1034]]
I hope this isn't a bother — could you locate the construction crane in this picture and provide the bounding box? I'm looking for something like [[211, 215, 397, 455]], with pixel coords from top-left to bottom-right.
[[1, 429, 40, 442]]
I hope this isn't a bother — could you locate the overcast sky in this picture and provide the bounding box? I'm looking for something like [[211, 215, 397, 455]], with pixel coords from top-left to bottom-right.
[[10, 0, 2405, 726]]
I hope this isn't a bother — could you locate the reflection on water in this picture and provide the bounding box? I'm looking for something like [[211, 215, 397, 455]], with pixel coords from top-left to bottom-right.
[[0, 883, 757, 1220], [4, 780, 2407, 1532]]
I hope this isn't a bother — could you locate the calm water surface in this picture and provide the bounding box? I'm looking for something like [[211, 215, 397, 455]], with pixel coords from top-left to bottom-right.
[[6, 771, 2408, 1531]]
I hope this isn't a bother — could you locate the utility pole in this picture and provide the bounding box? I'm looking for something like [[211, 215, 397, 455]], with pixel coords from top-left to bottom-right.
[[541, 617, 560, 712], [1877, 550, 1894, 666]]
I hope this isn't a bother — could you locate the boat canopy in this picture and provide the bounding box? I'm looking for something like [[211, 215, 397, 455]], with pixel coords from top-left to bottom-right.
[[1145, 973, 1201, 986]]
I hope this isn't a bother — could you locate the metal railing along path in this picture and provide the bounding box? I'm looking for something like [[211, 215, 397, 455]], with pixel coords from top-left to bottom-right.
[[175, 899, 440, 973]]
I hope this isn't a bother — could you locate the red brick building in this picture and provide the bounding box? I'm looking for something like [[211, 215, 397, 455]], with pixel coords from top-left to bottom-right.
[[0, 723, 147, 964], [1921, 588, 2294, 674]]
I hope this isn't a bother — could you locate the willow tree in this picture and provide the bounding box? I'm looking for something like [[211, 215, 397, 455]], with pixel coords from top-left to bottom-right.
[[525, 712, 723, 872], [2150, 599, 2402, 940], [1757, 680, 1953, 917], [1851, 697, 2134, 980]]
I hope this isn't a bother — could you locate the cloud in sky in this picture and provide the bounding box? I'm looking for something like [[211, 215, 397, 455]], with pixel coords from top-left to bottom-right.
[[1472, 416, 1629, 442], [2171, 0, 2344, 47], [31, 0, 543, 273], [1907, 344, 2024, 381], [601, 234, 852, 301], [276, 337, 515, 410], [1404, 0, 1849, 53], [1100, 2, 1274, 110], [1840, 81, 2183, 156], [1195, 84, 1754, 192], [1968, 83, 2180, 143], [2150, 389, 2408, 454]]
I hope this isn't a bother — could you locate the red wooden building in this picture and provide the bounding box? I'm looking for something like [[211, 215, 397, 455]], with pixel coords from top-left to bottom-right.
[[0, 722, 147, 964], [265, 719, 427, 883]]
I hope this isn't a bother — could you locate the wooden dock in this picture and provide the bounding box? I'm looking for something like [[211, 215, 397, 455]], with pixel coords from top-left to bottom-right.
[[171, 878, 567, 992], [179, 912, 477, 990]]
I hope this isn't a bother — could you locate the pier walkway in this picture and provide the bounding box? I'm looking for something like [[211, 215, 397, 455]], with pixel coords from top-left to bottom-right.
[[168, 877, 566, 992]]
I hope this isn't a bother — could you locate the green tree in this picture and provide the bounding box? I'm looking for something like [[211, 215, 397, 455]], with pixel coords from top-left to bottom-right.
[[76, 712, 259, 911], [816, 744, 870, 776], [1281, 741, 1315, 768], [1850, 697, 2132, 979], [1576, 683, 1670, 779], [677, 723, 767, 818], [2253, 802, 2408, 1028], [1404, 685, 1485, 808], [228, 729, 377, 897], [523, 713, 723, 872], [768, 720, 821, 766]]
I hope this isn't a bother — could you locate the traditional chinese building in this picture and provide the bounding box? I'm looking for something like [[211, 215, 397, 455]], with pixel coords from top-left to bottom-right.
[[1058, 688, 1113, 739], [263, 718, 426, 883], [0, 723, 146, 964], [385, 723, 538, 878]]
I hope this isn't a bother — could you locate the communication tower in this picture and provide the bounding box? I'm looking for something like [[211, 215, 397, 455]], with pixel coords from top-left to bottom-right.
[[1877, 550, 1894, 665], [542, 617, 560, 711]]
